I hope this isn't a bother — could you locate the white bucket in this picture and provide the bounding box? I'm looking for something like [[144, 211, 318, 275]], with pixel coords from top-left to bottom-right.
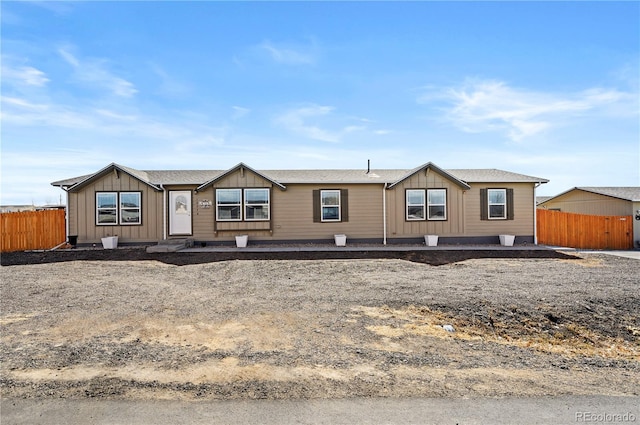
[[334, 234, 347, 246], [425, 235, 439, 246], [235, 235, 248, 248], [499, 234, 515, 246], [101, 236, 118, 249]]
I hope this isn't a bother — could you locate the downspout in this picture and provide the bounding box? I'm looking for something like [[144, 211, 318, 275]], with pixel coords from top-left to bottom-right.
[[383, 183, 387, 245], [160, 184, 167, 240], [533, 182, 541, 245], [64, 188, 70, 244]]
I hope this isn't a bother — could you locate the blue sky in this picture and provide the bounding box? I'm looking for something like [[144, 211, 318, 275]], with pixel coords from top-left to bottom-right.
[[1, 1, 638, 205]]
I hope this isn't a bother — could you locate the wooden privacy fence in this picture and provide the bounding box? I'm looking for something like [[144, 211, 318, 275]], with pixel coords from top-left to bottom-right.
[[1, 209, 66, 252], [537, 209, 633, 250]]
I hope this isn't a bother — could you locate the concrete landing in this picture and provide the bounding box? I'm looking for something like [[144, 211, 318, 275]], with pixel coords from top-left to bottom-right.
[[146, 239, 194, 253]]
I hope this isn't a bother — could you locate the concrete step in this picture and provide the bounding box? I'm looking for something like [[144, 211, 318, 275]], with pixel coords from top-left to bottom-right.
[[146, 239, 194, 253]]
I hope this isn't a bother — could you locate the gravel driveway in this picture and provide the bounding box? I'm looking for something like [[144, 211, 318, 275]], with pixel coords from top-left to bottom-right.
[[1, 250, 638, 399]]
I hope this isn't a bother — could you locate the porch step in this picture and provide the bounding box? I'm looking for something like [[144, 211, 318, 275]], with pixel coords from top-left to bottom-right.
[[146, 238, 194, 253]]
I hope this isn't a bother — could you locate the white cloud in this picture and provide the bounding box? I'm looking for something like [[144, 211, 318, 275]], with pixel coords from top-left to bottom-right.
[[1, 63, 50, 86], [58, 47, 138, 98], [259, 40, 316, 65], [231, 106, 251, 119], [275, 105, 341, 142], [421, 79, 636, 142]]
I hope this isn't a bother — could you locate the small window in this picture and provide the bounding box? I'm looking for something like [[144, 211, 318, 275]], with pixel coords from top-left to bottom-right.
[[488, 189, 507, 219], [216, 189, 242, 221], [96, 192, 117, 225], [120, 192, 141, 225], [245, 189, 270, 221], [321, 190, 341, 222], [427, 189, 447, 220], [406, 189, 425, 221]]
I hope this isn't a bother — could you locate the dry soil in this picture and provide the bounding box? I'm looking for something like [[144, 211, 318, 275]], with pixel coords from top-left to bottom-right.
[[1, 249, 638, 400]]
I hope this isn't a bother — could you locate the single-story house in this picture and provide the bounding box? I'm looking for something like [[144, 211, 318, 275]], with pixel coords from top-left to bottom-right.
[[538, 187, 640, 247], [51, 162, 549, 246]]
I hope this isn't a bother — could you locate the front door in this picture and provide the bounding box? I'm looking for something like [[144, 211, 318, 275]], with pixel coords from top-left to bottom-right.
[[169, 191, 192, 235]]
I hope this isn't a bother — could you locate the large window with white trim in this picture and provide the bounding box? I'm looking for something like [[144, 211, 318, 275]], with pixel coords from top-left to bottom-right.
[[427, 189, 447, 220], [244, 188, 270, 221], [406, 189, 425, 221], [216, 188, 270, 222], [96, 192, 141, 225], [216, 189, 242, 221]]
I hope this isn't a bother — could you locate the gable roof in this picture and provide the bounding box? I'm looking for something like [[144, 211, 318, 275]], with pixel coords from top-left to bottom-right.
[[52, 162, 549, 191], [55, 163, 162, 192], [387, 162, 471, 190], [196, 163, 287, 191], [541, 187, 640, 204]]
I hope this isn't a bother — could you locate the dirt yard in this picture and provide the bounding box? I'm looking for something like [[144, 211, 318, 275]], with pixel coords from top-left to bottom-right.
[[1, 249, 638, 400]]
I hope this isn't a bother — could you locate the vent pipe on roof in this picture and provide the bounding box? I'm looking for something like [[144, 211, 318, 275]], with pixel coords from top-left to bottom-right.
[[367, 159, 370, 174]]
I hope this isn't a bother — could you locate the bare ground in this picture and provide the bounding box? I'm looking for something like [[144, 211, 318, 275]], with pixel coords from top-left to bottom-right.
[[1, 249, 638, 400]]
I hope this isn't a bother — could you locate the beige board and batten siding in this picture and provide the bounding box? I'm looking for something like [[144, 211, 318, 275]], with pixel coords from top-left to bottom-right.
[[202, 168, 275, 240], [386, 170, 465, 238], [540, 190, 632, 216], [465, 183, 535, 236], [69, 172, 163, 244]]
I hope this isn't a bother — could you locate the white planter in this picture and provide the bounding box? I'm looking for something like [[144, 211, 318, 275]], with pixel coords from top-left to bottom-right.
[[334, 234, 347, 247], [499, 234, 515, 246], [425, 235, 439, 247], [235, 235, 248, 248], [101, 236, 118, 249]]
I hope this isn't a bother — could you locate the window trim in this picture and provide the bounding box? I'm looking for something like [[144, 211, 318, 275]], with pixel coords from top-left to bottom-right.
[[427, 188, 447, 221], [96, 191, 142, 226], [216, 188, 243, 222], [406, 189, 426, 221], [488, 188, 507, 220], [96, 192, 118, 226], [320, 189, 341, 222], [244, 188, 270, 221], [119, 191, 142, 225]]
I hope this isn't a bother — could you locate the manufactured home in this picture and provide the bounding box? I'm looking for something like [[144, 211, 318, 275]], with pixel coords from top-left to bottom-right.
[[51, 162, 548, 246]]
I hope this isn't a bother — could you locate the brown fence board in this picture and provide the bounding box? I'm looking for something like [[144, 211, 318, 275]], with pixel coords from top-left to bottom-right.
[[1, 209, 66, 252], [537, 209, 633, 249]]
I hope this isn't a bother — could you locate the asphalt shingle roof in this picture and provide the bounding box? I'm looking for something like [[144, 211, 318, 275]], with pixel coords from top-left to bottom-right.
[[51, 163, 549, 189], [575, 187, 640, 202]]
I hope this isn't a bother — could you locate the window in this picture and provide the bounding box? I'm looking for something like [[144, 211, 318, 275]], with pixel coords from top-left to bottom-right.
[[488, 189, 507, 219], [96, 192, 141, 225], [406, 190, 425, 221], [216, 189, 242, 221], [120, 192, 141, 224], [427, 189, 447, 220], [480, 188, 514, 220], [321, 190, 341, 222], [244, 189, 270, 221], [313, 189, 348, 223], [97, 192, 117, 225]]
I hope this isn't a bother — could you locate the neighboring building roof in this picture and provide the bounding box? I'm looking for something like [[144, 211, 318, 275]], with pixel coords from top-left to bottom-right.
[[540, 187, 640, 204], [536, 196, 553, 205], [52, 162, 549, 191]]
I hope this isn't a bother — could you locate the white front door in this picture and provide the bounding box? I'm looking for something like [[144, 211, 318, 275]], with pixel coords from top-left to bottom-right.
[[169, 191, 192, 235]]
